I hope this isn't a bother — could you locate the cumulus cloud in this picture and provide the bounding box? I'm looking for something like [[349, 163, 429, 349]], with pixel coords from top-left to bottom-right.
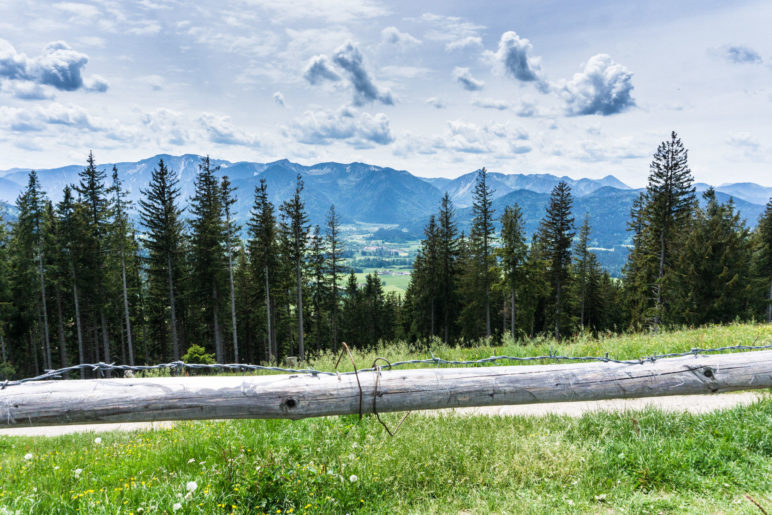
[[0, 39, 107, 92], [332, 41, 393, 106], [273, 91, 286, 107], [445, 36, 482, 52], [425, 97, 446, 109], [289, 106, 394, 147], [472, 97, 509, 110], [559, 54, 635, 116], [445, 120, 530, 155], [0, 102, 100, 132], [303, 55, 341, 84], [141, 108, 190, 146], [199, 113, 261, 147], [0, 80, 54, 100], [716, 45, 762, 64], [484, 31, 547, 91], [381, 26, 421, 48], [453, 67, 484, 91]]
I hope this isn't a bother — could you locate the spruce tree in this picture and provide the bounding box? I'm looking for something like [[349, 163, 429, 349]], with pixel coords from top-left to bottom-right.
[[754, 198, 772, 322], [537, 181, 575, 339], [437, 193, 460, 343], [325, 205, 345, 353], [138, 158, 185, 360], [109, 166, 136, 365], [308, 225, 328, 353], [221, 176, 240, 362], [248, 178, 278, 362], [470, 167, 496, 337], [279, 173, 309, 361], [643, 131, 696, 327], [189, 156, 227, 362], [574, 214, 591, 329], [498, 203, 527, 338]]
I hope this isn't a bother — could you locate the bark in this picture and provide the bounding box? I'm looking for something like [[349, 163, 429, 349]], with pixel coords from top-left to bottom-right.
[[264, 265, 274, 364], [120, 255, 134, 365], [511, 290, 516, 339], [37, 245, 51, 370], [296, 261, 305, 361], [226, 218, 239, 363], [55, 288, 67, 370], [72, 271, 85, 379], [213, 284, 224, 363], [167, 253, 180, 360]]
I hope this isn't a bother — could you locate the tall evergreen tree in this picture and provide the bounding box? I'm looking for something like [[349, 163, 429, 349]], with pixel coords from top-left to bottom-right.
[[279, 173, 309, 361], [574, 214, 591, 329], [470, 167, 496, 337], [498, 203, 527, 338], [109, 166, 136, 365], [308, 225, 328, 354], [138, 158, 185, 360], [221, 176, 240, 362], [537, 181, 575, 339], [325, 205, 345, 353], [641, 131, 696, 327], [189, 156, 227, 362], [249, 178, 278, 362], [437, 193, 460, 343], [754, 198, 772, 322]]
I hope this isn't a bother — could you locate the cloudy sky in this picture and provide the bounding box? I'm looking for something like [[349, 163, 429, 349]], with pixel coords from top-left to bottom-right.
[[1, 0, 770, 186]]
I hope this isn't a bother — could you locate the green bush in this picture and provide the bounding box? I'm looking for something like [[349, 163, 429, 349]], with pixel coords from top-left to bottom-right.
[[181, 344, 216, 365]]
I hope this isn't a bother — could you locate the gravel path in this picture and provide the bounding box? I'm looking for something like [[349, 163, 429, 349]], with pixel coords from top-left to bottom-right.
[[0, 392, 764, 437]]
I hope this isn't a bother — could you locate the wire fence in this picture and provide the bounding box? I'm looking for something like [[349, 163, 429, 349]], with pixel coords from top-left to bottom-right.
[[4, 341, 772, 390]]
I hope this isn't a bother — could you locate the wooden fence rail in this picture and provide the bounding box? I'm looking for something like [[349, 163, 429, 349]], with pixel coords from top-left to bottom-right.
[[2, 350, 772, 427]]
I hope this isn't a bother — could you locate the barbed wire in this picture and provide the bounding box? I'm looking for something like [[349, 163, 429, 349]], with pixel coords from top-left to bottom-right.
[[3, 341, 772, 390]]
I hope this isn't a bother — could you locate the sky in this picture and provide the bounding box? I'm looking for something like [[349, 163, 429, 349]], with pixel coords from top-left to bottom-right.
[[0, 0, 770, 187]]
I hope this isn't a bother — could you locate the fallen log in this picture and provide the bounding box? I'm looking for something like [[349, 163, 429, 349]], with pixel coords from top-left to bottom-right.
[[2, 350, 772, 427]]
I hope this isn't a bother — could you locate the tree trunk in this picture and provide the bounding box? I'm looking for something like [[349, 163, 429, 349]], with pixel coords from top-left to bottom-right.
[[72, 271, 85, 379], [0, 331, 6, 363], [655, 228, 665, 329], [767, 278, 772, 323], [227, 222, 239, 363], [555, 276, 562, 340], [485, 279, 491, 338], [430, 297, 435, 337], [38, 245, 52, 370], [55, 288, 67, 370], [167, 253, 180, 361], [511, 290, 516, 339], [296, 261, 305, 361], [213, 284, 224, 363], [264, 265, 274, 364], [120, 255, 134, 366], [100, 309, 111, 377]]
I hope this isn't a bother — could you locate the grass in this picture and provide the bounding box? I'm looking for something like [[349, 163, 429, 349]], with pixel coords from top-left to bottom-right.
[[353, 270, 411, 294], [3, 323, 772, 514]]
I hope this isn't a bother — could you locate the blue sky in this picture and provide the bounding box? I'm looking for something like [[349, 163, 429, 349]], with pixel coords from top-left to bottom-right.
[[0, 0, 770, 186]]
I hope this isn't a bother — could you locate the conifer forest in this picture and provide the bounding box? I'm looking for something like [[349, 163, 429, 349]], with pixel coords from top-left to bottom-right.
[[1, 131, 771, 379]]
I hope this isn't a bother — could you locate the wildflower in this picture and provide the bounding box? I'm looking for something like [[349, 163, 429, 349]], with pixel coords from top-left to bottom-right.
[[187, 458, 195, 464], [349, 475, 358, 483], [173, 502, 182, 511], [94, 437, 102, 444], [186, 481, 197, 492], [24, 453, 33, 460]]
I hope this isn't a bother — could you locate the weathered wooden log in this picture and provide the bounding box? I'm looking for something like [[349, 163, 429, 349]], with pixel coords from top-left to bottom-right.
[[2, 350, 772, 427]]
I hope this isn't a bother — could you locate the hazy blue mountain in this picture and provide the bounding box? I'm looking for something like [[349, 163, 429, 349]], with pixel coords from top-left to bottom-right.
[[426, 170, 631, 208], [0, 155, 767, 256]]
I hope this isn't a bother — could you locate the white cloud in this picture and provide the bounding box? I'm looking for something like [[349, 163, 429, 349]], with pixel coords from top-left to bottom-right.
[[53, 2, 101, 19], [444, 120, 530, 155], [0, 39, 107, 92], [559, 54, 635, 116], [483, 31, 547, 91], [331, 41, 393, 106], [0, 80, 54, 100], [715, 45, 763, 64], [381, 26, 421, 48], [445, 36, 482, 52], [453, 67, 484, 91], [273, 91, 285, 106], [425, 97, 446, 109], [472, 97, 509, 110], [237, 0, 389, 23], [199, 113, 261, 147], [303, 55, 341, 84], [289, 106, 394, 147], [419, 13, 484, 43]]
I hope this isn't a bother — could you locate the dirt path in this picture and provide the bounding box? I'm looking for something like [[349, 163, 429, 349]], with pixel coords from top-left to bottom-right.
[[0, 392, 765, 437]]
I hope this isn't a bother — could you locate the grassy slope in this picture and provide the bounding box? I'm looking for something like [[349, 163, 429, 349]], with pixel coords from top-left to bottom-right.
[[2, 323, 772, 514]]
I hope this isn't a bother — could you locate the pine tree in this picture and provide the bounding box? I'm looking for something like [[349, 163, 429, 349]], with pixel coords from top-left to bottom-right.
[[279, 173, 309, 361], [74, 152, 111, 366], [470, 167, 496, 337], [574, 214, 591, 329], [498, 203, 527, 338], [537, 181, 575, 339], [138, 158, 185, 360], [308, 225, 328, 354], [248, 178, 278, 362], [437, 194, 460, 343], [754, 198, 772, 322], [643, 131, 696, 327], [109, 166, 136, 365], [325, 205, 345, 353], [189, 156, 227, 362], [221, 176, 240, 362]]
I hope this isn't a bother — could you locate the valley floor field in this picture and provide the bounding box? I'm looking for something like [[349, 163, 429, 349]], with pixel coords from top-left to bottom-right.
[[2, 324, 772, 513]]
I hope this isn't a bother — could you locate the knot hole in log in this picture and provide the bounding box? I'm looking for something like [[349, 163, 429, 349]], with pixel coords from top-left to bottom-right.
[[282, 398, 297, 410], [703, 367, 714, 379]]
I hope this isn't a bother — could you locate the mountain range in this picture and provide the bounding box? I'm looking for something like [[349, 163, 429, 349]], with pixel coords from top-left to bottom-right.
[[0, 154, 769, 273]]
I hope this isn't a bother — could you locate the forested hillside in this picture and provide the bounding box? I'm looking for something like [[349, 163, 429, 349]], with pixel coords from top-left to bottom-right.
[[0, 132, 771, 380]]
